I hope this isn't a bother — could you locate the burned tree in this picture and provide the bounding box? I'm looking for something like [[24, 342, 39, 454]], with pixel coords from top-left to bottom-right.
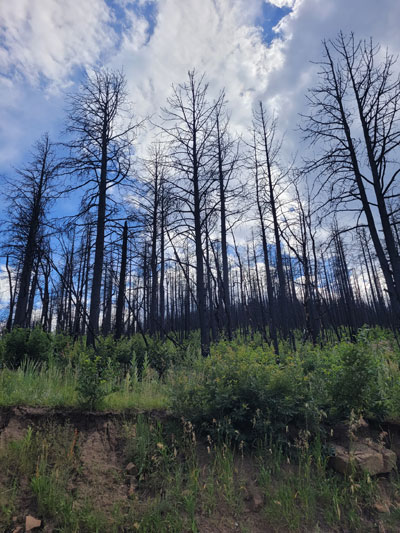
[[302, 32, 400, 321], [4, 134, 59, 328], [160, 71, 223, 356], [65, 69, 138, 347]]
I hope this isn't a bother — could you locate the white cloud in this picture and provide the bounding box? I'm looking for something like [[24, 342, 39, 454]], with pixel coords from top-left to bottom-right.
[[266, 0, 296, 8], [0, 0, 116, 88], [1, 0, 400, 173], [110, 0, 288, 135], [263, 0, 400, 142], [0, 265, 12, 309]]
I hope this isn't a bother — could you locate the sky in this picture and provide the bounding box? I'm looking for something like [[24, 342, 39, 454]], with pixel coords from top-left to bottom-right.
[[0, 0, 399, 307], [1, 0, 400, 178]]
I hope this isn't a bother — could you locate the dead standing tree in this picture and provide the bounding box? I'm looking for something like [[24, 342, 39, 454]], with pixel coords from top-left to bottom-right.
[[65, 69, 138, 347], [252, 104, 292, 347], [302, 32, 400, 322], [160, 71, 223, 357], [212, 95, 241, 341], [4, 134, 59, 329]]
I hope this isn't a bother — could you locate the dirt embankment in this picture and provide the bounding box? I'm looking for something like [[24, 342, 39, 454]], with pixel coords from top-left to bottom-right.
[[0, 407, 174, 533], [1, 407, 400, 533]]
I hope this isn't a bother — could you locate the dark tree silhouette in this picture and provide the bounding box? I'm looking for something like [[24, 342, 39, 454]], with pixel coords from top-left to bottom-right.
[[65, 69, 139, 347], [302, 32, 400, 321], [160, 70, 223, 356], [4, 134, 59, 329]]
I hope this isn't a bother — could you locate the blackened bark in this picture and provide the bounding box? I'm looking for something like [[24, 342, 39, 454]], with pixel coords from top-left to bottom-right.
[[115, 221, 128, 339]]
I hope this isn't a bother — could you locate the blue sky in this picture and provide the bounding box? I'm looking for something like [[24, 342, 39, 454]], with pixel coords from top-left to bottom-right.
[[0, 0, 293, 177], [0, 0, 399, 304], [2, 0, 399, 176], [0, 0, 399, 219]]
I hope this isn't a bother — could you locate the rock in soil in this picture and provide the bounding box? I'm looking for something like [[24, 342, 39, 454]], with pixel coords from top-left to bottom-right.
[[25, 515, 42, 531], [329, 441, 397, 475], [125, 462, 138, 476]]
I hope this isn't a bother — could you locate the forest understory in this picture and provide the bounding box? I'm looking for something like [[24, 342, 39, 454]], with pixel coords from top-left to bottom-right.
[[1, 327, 400, 532], [2, 27, 400, 533]]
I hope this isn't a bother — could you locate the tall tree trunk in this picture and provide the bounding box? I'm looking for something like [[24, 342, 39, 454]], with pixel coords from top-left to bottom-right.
[[87, 116, 108, 347], [216, 114, 232, 340], [115, 221, 128, 340], [14, 146, 48, 328]]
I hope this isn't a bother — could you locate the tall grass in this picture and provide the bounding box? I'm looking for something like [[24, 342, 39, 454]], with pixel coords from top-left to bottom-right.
[[0, 360, 78, 407], [1, 411, 396, 532], [0, 360, 169, 411]]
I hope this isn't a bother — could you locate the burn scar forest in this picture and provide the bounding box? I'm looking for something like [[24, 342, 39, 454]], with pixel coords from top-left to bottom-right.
[[3, 34, 400, 356]]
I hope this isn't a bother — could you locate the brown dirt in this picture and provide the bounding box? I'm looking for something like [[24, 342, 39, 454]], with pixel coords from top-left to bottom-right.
[[0, 407, 276, 532], [1, 407, 400, 532], [0, 408, 127, 531]]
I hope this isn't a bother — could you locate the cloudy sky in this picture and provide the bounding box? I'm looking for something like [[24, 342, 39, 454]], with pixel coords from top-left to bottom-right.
[[0, 0, 398, 307], [1, 0, 399, 176]]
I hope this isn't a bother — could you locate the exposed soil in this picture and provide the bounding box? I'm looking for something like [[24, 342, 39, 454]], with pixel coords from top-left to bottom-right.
[[1, 407, 399, 533]]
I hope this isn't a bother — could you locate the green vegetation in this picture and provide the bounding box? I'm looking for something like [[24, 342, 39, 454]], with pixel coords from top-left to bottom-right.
[[0, 424, 108, 532], [1, 326, 399, 426], [0, 328, 173, 410], [257, 436, 379, 531], [0, 358, 168, 411], [1, 414, 399, 532], [0, 326, 400, 531], [172, 327, 400, 444]]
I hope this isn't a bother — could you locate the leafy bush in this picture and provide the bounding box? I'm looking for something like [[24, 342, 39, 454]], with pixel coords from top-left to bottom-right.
[[147, 338, 181, 377], [323, 340, 385, 420], [2, 327, 30, 367], [171, 342, 317, 445], [90, 335, 180, 377], [93, 335, 132, 368], [77, 349, 117, 409], [2, 327, 51, 367], [25, 327, 52, 362], [52, 333, 74, 365]]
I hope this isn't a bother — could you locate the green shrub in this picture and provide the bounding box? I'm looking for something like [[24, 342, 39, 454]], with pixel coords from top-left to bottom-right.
[[2, 327, 52, 367], [52, 332, 74, 365], [77, 350, 117, 409], [2, 327, 30, 367], [3, 328, 29, 367], [385, 364, 400, 421], [114, 337, 135, 367], [171, 342, 317, 445], [113, 334, 182, 377], [147, 338, 181, 377], [323, 341, 384, 419], [25, 326, 52, 362]]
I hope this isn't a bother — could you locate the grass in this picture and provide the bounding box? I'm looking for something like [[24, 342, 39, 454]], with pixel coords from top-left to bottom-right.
[[257, 436, 378, 531], [0, 359, 169, 411], [1, 415, 396, 533], [0, 360, 78, 407], [1, 328, 400, 530], [0, 423, 108, 532], [1, 326, 400, 423]]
